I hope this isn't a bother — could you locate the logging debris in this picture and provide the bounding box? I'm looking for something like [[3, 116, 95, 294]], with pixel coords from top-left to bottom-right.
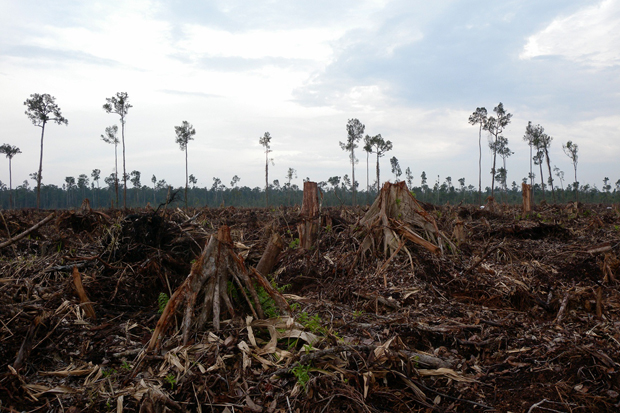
[[0, 202, 619, 412]]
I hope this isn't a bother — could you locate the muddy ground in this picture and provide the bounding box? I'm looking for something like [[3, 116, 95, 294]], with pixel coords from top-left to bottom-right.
[[1, 201, 619, 412]]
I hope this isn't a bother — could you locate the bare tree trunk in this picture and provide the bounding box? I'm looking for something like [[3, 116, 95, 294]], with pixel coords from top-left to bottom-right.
[[544, 147, 555, 203], [490, 133, 498, 198], [351, 147, 356, 206], [36, 123, 46, 209], [185, 146, 188, 209], [539, 161, 546, 201], [478, 123, 482, 205], [8, 158, 13, 209], [376, 152, 380, 193], [115, 142, 119, 208], [522, 183, 531, 215], [265, 152, 269, 207], [121, 120, 127, 209], [298, 181, 320, 250]]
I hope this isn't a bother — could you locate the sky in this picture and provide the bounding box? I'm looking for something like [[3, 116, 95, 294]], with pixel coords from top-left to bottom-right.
[[1, 0, 619, 193]]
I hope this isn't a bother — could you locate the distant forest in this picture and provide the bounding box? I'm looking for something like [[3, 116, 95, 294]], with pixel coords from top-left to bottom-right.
[[4, 94, 619, 210], [1, 177, 619, 210]]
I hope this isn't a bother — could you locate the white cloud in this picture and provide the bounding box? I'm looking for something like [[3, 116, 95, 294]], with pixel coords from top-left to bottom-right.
[[177, 26, 337, 62], [520, 0, 620, 68]]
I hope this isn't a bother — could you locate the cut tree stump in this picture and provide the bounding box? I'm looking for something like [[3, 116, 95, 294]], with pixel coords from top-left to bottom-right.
[[147, 225, 289, 351], [297, 181, 320, 250], [359, 181, 448, 259], [256, 231, 284, 277], [522, 183, 532, 214]]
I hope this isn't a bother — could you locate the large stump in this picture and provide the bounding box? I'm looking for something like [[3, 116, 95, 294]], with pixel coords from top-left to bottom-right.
[[359, 181, 447, 258], [297, 181, 320, 250], [148, 225, 289, 351]]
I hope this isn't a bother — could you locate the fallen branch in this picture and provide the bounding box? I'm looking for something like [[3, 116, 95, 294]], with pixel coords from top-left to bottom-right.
[[0, 213, 55, 249], [72, 267, 96, 320], [269, 344, 451, 379]]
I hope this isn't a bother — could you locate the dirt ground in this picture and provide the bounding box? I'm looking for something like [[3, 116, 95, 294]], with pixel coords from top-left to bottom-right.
[[1, 201, 619, 412]]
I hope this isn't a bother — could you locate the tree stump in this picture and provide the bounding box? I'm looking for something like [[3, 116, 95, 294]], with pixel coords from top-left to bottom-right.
[[359, 181, 447, 258], [147, 225, 289, 351], [522, 183, 532, 215], [297, 181, 320, 250], [256, 231, 284, 277]]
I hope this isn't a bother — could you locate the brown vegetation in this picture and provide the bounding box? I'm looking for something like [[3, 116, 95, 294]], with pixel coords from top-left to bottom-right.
[[1, 193, 619, 412]]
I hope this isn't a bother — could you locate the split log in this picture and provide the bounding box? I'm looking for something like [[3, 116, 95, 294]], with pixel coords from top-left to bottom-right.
[[147, 225, 289, 351], [297, 181, 320, 250], [522, 183, 532, 214], [256, 231, 284, 277], [72, 267, 96, 320]]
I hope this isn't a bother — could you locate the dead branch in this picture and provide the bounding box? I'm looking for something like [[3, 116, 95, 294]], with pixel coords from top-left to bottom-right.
[[72, 267, 96, 320], [0, 212, 55, 249]]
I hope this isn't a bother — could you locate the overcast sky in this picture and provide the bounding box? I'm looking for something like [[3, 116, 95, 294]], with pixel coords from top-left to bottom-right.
[[1, 0, 618, 192]]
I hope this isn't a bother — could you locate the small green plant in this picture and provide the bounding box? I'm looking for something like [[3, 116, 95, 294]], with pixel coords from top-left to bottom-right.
[[102, 368, 117, 378], [257, 279, 290, 318], [227, 281, 238, 300], [353, 310, 363, 319], [289, 238, 300, 249], [165, 373, 177, 389], [303, 344, 314, 354], [297, 312, 326, 335], [395, 198, 401, 206], [292, 363, 311, 391], [157, 292, 169, 314], [325, 224, 332, 232], [121, 361, 131, 370], [290, 302, 300, 312]]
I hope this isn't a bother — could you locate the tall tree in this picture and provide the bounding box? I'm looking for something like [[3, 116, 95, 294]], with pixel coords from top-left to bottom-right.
[[103, 92, 132, 208], [368, 134, 392, 192], [562, 141, 579, 200], [405, 167, 413, 189], [285, 167, 297, 205], [101, 125, 120, 206], [483, 103, 512, 199], [553, 166, 565, 192], [489, 135, 513, 197], [24, 93, 68, 209], [77, 174, 89, 201], [174, 121, 196, 208], [538, 132, 556, 202], [390, 156, 402, 180], [130, 170, 141, 205], [65, 176, 76, 207], [189, 174, 198, 188], [468, 107, 488, 205], [259, 132, 273, 206], [0, 144, 21, 209], [363, 135, 373, 196], [341, 119, 365, 205], [523, 122, 539, 194], [91, 168, 101, 206], [151, 174, 157, 204]]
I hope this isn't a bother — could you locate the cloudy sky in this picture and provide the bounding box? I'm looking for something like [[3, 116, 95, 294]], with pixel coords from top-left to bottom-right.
[[1, 0, 618, 193]]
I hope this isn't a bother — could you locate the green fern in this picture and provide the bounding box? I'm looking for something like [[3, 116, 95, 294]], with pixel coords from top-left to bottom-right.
[[157, 292, 169, 314]]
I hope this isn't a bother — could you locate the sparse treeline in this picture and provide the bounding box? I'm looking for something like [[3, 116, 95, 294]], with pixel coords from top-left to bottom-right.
[[2, 94, 617, 210], [0, 173, 619, 210]]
